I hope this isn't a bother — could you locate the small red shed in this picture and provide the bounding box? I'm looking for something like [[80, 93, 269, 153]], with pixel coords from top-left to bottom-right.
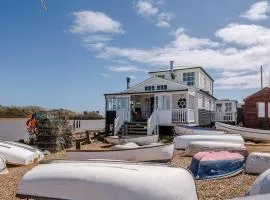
[[244, 87, 270, 130]]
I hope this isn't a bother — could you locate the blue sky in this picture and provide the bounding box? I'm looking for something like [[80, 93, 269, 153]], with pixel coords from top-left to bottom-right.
[[1, 0, 270, 113]]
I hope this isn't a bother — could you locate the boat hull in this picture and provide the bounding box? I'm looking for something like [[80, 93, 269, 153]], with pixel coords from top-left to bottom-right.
[[185, 141, 247, 156], [17, 161, 198, 200], [174, 125, 225, 135], [215, 122, 270, 142], [247, 169, 270, 196], [174, 135, 244, 149], [246, 152, 270, 174], [0, 155, 8, 175], [0, 142, 36, 165], [67, 143, 174, 162], [105, 134, 159, 145]]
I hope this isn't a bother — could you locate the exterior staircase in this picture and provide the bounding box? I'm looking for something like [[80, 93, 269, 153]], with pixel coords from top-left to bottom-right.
[[117, 121, 148, 135]]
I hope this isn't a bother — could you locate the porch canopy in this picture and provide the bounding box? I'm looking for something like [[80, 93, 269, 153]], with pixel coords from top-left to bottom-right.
[[105, 76, 197, 125]]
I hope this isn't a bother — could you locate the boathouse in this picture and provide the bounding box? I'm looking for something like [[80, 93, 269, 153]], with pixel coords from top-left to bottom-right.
[[104, 62, 217, 135], [244, 87, 270, 129]]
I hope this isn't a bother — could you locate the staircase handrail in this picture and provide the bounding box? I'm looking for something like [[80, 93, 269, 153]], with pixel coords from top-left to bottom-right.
[[147, 109, 158, 135]]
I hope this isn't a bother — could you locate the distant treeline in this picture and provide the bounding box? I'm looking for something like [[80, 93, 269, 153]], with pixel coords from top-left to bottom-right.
[[0, 105, 103, 120]]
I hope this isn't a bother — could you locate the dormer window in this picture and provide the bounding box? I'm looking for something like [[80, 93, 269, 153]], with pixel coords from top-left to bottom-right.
[[157, 75, 165, 79], [183, 72, 195, 86]]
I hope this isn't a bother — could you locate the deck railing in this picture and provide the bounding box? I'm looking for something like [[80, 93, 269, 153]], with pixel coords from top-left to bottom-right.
[[215, 112, 235, 122], [172, 109, 187, 123], [147, 109, 158, 135], [114, 110, 129, 135]]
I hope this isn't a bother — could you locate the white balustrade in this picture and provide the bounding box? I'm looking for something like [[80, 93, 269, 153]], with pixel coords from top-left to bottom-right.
[[147, 109, 158, 135], [172, 109, 187, 123], [215, 112, 235, 122]]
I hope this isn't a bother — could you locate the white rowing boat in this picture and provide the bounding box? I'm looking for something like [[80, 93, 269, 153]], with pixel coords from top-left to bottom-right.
[[105, 134, 159, 145], [233, 194, 270, 200], [185, 141, 246, 156], [0, 155, 8, 174], [17, 160, 198, 200], [247, 169, 270, 196], [174, 135, 244, 149], [0, 142, 36, 165], [174, 125, 226, 135], [67, 143, 174, 162], [246, 152, 270, 174], [2, 141, 44, 161], [215, 122, 270, 142]]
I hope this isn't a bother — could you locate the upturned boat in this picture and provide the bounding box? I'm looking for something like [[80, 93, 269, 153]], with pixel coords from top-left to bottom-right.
[[17, 160, 198, 200], [105, 134, 159, 145], [173, 135, 244, 149], [246, 152, 270, 174], [188, 151, 245, 180], [215, 122, 270, 142], [2, 141, 44, 161], [174, 125, 226, 135], [185, 141, 247, 156], [0, 141, 36, 165], [247, 169, 270, 196], [0, 155, 8, 174], [67, 143, 174, 162]]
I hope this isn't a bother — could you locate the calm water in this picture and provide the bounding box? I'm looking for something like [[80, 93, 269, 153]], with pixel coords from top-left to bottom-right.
[[0, 119, 105, 141]]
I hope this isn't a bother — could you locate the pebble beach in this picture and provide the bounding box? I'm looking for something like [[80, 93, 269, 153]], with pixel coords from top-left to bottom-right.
[[0, 143, 258, 200]]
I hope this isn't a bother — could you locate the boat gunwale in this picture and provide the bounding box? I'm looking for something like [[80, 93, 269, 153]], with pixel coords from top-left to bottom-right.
[[177, 125, 226, 132], [216, 122, 270, 135], [66, 142, 174, 152], [107, 134, 159, 140]]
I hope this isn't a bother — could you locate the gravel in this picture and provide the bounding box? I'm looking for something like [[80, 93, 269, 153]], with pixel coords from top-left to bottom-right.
[[0, 145, 259, 200]]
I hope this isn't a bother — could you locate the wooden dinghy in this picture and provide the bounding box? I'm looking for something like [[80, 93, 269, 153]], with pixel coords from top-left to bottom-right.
[[0, 142, 36, 165], [174, 125, 226, 135], [188, 151, 245, 180], [246, 152, 270, 174], [173, 135, 244, 149], [2, 141, 44, 161], [247, 169, 270, 196], [16, 160, 198, 200], [215, 122, 270, 142], [185, 141, 247, 156], [67, 143, 174, 162], [105, 134, 159, 145], [0, 155, 8, 175]]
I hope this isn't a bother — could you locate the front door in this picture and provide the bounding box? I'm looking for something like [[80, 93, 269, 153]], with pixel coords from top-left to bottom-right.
[[150, 97, 155, 113]]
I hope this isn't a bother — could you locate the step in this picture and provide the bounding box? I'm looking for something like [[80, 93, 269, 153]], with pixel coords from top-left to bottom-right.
[[125, 122, 147, 125], [118, 131, 147, 135]]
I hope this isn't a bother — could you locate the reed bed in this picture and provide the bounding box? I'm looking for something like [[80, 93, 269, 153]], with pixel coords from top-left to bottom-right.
[[0, 144, 258, 200]]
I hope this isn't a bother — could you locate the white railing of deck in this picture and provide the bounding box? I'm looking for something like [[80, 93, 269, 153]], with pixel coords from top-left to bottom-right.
[[172, 109, 187, 123], [147, 109, 158, 135], [114, 110, 129, 135], [215, 112, 234, 122]]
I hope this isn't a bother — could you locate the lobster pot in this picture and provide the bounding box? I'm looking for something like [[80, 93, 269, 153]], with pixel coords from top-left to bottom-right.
[[188, 151, 245, 180], [34, 111, 72, 152]]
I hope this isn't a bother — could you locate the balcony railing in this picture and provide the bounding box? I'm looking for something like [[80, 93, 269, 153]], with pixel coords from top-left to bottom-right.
[[215, 112, 235, 122], [172, 109, 187, 123]]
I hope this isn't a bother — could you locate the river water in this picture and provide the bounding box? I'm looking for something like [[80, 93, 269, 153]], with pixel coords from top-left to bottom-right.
[[0, 119, 105, 141]]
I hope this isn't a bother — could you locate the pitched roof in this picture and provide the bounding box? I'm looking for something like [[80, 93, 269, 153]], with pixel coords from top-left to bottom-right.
[[148, 66, 214, 82], [244, 87, 270, 102]]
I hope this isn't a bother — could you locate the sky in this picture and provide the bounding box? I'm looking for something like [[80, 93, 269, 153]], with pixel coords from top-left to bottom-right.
[[1, 0, 270, 113]]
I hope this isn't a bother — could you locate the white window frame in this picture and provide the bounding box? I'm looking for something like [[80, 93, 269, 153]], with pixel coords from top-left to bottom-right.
[[258, 102, 265, 118]]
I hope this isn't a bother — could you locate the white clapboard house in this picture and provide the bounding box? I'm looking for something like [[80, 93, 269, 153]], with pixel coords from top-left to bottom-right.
[[105, 61, 216, 136], [215, 99, 238, 124]]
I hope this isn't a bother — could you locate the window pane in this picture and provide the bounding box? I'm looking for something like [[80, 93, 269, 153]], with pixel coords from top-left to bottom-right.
[[258, 102, 265, 118]]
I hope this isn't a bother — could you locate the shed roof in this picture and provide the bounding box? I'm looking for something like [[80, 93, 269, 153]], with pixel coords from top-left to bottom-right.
[[244, 87, 270, 102]]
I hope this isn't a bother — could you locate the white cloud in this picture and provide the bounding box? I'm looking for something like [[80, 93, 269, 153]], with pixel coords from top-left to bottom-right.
[[70, 11, 124, 34], [108, 66, 148, 72], [216, 23, 270, 46], [100, 73, 109, 77], [172, 28, 219, 50], [241, 1, 270, 21], [135, 1, 158, 17], [134, 1, 173, 28]]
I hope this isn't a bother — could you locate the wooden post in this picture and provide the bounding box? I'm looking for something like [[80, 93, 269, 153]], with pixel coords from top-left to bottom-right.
[[76, 141, 81, 150]]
